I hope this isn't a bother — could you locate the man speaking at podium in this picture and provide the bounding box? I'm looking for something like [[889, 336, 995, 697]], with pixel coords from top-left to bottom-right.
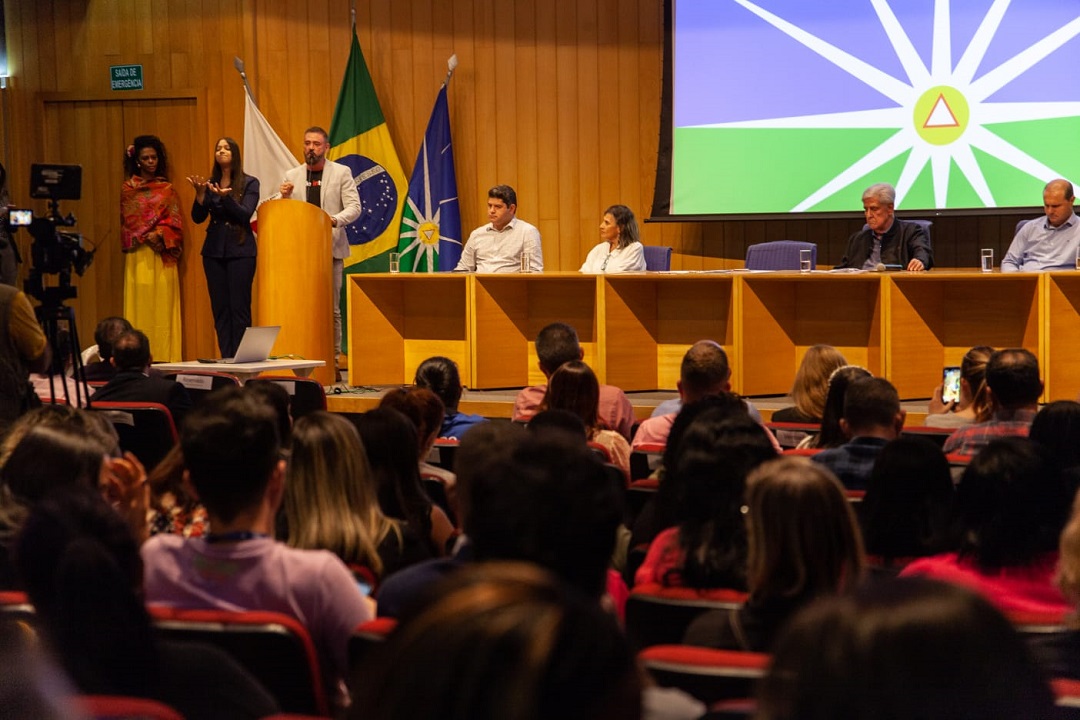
[[280, 126, 361, 361]]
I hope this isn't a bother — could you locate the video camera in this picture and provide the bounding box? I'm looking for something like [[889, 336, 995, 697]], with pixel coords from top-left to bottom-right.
[[13, 164, 96, 308]]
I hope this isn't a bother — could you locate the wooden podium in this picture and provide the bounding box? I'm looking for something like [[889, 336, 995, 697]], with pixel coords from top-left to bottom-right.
[[254, 199, 334, 385]]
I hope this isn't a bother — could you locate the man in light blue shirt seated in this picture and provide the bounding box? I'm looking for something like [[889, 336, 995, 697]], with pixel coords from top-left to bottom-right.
[[1001, 179, 1080, 272]]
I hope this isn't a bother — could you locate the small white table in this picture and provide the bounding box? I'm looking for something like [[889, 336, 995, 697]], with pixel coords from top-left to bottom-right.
[[152, 359, 325, 384]]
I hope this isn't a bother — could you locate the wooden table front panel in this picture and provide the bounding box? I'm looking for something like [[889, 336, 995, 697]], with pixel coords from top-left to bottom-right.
[[739, 273, 882, 396], [472, 274, 599, 389], [602, 274, 734, 391], [347, 274, 470, 387], [886, 271, 1040, 399], [1045, 273, 1080, 401]]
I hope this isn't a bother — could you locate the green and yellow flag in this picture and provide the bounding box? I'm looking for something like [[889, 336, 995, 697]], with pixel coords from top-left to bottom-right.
[[327, 25, 407, 273]]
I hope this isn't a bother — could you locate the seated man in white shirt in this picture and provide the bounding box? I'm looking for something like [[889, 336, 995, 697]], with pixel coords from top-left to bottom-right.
[[454, 185, 543, 273], [1002, 179, 1080, 272]]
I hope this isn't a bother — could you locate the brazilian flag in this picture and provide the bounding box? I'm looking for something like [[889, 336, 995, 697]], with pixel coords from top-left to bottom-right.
[[327, 25, 407, 346]]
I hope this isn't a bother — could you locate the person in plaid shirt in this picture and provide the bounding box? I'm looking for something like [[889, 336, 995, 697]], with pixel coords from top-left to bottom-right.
[[811, 377, 904, 490], [943, 349, 1042, 458]]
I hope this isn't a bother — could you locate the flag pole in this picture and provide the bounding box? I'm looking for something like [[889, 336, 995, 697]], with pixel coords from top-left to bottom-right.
[[233, 56, 256, 106], [444, 54, 458, 87]]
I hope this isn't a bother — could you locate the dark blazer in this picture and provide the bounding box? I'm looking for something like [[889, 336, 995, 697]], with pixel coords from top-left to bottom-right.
[[192, 175, 260, 259], [91, 369, 193, 429], [837, 219, 933, 270]]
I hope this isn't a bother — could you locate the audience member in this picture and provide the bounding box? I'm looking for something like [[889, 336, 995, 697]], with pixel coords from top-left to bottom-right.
[[353, 562, 640, 720], [376, 429, 622, 619], [0, 283, 49, 432], [16, 487, 278, 719], [454, 184, 543, 273], [1002, 178, 1080, 271], [540, 360, 631, 474], [1030, 399, 1080, 498], [628, 394, 753, 556], [835, 182, 932, 271], [634, 414, 776, 589], [91, 329, 192, 429], [413, 355, 486, 439], [756, 578, 1056, 719], [861, 437, 955, 574], [1028, 488, 1080, 679], [243, 379, 293, 447], [634, 340, 778, 451], [923, 345, 993, 428], [771, 344, 847, 423], [145, 445, 207, 539], [812, 377, 904, 490], [639, 343, 768, 423], [81, 316, 133, 382], [800, 364, 872, 449], [284, 412, 430, 582], [684, 457, 865, 653], [352, 407, 455, 557], [0, 410, 139, 587], [140, 388, 374, 707], [513, 322, 634, 439], [378, 386, 457, 497], [525, 408, 588, 440], [901, 438, 1070, 614], [30, 328, 92, 407], [942, 348, 1042, 457]]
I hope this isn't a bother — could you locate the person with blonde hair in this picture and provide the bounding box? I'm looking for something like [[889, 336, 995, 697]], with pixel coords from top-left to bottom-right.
[[924, 345, 993, 429], [284, 411, 430, 581], [772, 345, 847, 423], [684, 456, 865, 652]]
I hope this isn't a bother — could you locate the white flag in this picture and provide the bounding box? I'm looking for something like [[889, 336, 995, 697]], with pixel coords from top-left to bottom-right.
[[243, 86, 296, 209]]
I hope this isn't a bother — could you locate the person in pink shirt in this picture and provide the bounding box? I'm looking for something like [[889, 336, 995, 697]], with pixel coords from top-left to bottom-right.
[[632, 340, 780, 453], [901, 437, 1071, 615], [513, 322, 634, 440]]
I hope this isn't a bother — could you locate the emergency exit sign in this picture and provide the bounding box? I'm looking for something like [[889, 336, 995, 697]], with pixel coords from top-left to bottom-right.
[[110, 65, 143, 91]]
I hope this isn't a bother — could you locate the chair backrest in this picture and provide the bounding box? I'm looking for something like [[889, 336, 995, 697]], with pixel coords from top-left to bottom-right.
[[900, 425, 953, 448], [765, 421, 819, 449], [254, 376, 328, 419], [642, 245, 673, 271], [77, 695, 185, 720], [148, 606, 328, 716], [88, 402, 178, 471], [638, 644, 769, 705], [160, 371, 241, 408], [348, 617, 398, 675], [625, 584, 748, 651], [1016, 218, 1031, 236], [744, 241, 816, 271]]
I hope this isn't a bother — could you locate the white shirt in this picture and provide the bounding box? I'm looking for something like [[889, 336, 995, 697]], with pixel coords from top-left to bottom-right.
[[579, 242, 646, 273], [454, 217, 543, 273]]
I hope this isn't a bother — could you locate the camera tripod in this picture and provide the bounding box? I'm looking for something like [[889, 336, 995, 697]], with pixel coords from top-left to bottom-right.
[[34, 294, 91, 408]]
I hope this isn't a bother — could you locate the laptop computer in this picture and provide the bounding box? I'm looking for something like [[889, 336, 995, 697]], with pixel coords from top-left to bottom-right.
[[197, 326, 281, 364]]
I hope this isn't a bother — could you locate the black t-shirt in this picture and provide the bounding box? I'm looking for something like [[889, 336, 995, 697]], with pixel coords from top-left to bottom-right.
[[305, 169, 323, 208]]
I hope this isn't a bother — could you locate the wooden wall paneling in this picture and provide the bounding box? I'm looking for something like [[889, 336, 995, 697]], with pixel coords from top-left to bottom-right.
[[467, 0, 498, 235], [450, 0, 480, 236], [533, 0, 560, 250], [553, 1, 580, 272], [513, 1, 541, 257], [574, 0, 600, 272]]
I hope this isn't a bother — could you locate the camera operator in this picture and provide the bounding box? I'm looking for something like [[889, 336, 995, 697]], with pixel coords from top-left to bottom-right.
[[0, 282, 50, 432], [0, 163, 20, 287]]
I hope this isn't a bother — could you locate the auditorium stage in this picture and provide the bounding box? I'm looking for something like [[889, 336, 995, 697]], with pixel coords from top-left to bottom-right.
[[325, 384, 931, 426]]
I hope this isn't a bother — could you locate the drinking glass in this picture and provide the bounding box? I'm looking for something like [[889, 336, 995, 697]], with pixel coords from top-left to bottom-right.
[[389, 252, 401, 274], [980, 248, 993, 273], [799, 249, 812, 273]]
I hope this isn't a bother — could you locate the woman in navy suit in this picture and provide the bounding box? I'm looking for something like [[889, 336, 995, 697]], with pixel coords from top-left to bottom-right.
[[187, 137, 260, 358]]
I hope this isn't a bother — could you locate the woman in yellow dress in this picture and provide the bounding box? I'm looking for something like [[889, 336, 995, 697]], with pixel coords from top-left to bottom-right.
[[120, 135, 183, 361]]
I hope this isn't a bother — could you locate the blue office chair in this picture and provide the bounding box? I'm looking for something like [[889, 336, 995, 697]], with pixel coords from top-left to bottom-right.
[[1016, 218, 1031, 236], [642, 245, 673, 271], [744, 241, 816, 271]]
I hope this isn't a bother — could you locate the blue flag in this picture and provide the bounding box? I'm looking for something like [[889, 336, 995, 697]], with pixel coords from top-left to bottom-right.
[[397, 84, 462, 271]]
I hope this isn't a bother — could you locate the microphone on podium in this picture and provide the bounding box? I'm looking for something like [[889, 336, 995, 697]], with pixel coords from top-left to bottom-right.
[[875, 263, 903, 272]]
